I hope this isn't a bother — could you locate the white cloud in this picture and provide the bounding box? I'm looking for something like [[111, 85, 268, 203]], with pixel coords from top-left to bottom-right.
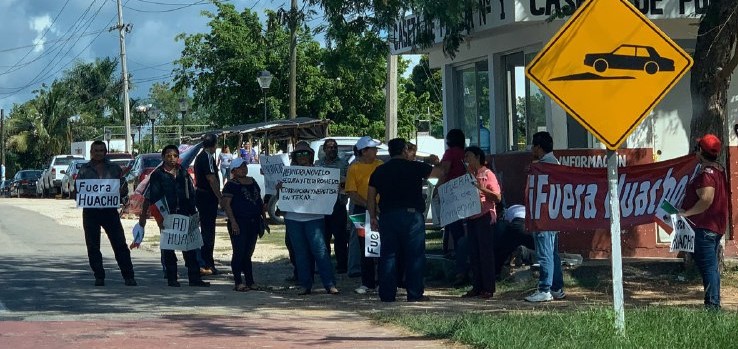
[[29, 15, 53, 53]]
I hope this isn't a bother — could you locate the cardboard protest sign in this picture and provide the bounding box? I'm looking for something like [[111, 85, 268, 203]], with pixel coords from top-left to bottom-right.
[[159, 213, 203, 251], [669, 214, 695, 253], [261, 154, 289, 196], [350, 212, 380, 258], [279, 166, 339, 215], [76, 179, 120, 208], [438, 174, 482, 226]]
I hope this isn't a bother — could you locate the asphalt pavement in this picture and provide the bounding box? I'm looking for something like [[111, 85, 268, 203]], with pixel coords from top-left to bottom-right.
[[0, 199, 455, 349]]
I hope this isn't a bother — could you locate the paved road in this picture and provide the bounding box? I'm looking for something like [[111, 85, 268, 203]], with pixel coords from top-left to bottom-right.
[[0, 199, 454, 349]]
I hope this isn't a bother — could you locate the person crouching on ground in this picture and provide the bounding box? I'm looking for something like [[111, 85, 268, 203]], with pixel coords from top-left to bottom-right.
[[280, 141, 339, 295], [139, 145, 210, 287], [222, 157, 267, 292], [680, 134, 728, 310], [461, 146, 501, 299]]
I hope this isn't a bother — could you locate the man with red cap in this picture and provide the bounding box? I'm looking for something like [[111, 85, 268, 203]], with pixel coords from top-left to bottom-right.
[[680, 133, 728, 310]]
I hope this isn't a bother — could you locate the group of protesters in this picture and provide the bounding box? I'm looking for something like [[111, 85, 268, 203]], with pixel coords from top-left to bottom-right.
[[80, 128, 728, 309]]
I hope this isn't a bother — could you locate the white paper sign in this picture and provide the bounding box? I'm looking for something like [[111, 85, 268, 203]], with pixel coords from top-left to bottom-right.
[[76, 179, 120, 208], [160, 213, 204, 251], [261, 154, 289, 196], [364, 211, 380, 258], [279, 166, 339, 215], [438, 174, 482, 226], [669, 214, 695, 253]]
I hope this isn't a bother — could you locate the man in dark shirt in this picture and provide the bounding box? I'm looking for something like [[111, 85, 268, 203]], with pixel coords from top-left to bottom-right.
[[139, 145, 209, 287], [367, 138, 443, 302], [194, 133, 223, 275], [77, 140, 136, 287]]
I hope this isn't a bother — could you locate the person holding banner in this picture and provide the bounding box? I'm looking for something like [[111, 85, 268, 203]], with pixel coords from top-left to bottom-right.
[[78, 140, 136, 287], [438, 129, 470, 287], [139, 145, 210, 287], [281, 141, 339, 295], [680, 134, 728, 310], [221, 157, 267, 292], [316, 138, 350, 274], [346, 136, 383, 294], [367, 138, 444, 302], [525, 131, 566, 303], [460, 146, 501, 299]]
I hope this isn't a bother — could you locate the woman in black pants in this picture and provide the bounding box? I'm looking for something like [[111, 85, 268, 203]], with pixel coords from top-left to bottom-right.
[[461, 146, 502, 299], [221, 158, 267, 292]]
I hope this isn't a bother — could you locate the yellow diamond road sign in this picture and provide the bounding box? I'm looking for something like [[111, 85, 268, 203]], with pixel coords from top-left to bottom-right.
[[526, 0, 693, 150]]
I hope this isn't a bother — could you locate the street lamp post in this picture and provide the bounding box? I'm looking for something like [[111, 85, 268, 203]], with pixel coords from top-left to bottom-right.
[[257, 70, 273, 155], [104, 128, 112, 150], [148, 108, 158, 152], [179, 98, 188, 143]]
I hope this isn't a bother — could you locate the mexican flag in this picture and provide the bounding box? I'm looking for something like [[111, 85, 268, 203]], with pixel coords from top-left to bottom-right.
[[349, 213, 366, 237], [655, 199, 679, 234]]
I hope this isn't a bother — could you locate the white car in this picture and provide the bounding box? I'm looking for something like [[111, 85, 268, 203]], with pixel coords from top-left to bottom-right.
[[40, 155, 84, 197], [60, 160, 89, 199]]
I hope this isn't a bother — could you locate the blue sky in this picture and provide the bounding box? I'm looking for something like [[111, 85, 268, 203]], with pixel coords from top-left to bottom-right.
[[0, 0, 418, 112]]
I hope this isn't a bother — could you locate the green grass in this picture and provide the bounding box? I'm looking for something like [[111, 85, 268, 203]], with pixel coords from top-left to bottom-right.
[[372, 307, 738, 349]]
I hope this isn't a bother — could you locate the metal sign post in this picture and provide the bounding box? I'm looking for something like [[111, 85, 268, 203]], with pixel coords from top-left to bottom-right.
[[607, 150, 625, 332]]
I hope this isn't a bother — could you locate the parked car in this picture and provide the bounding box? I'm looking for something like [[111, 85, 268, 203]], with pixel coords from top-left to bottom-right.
[[124, 153, 162, 197], [40, 154, 85, 197], [10, 170, 43, 198], [0, 180, 11, 197], [106, 153, 134, 174], [60, 160, 89, 199]]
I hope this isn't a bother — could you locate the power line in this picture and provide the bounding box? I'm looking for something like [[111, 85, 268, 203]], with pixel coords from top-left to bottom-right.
[[0, 29, 108, 56]]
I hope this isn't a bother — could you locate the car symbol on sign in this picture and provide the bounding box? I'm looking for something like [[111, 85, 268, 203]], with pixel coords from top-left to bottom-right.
[[584, 44, 675, 75]]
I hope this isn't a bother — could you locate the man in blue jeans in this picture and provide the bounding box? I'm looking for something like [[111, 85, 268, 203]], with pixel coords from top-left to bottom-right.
[[367, 138, 442, 302], [525, 131, 566, 302], [680, 134, 728, 309]]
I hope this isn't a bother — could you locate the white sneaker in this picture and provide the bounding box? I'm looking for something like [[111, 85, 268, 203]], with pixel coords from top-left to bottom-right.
[[525, 291, 553, 302], [551, 289, 566, 300], [354, 285, 374, 294]]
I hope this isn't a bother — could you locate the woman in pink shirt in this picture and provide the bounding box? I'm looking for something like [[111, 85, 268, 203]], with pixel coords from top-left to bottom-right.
[[461, 146, 502, 299]]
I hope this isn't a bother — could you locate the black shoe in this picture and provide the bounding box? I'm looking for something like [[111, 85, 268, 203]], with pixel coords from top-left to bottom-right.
[[168, 280, 181, 287], [408, 295, 430, 302], [124, 278, 138, 286], [189, 280, 211, 287], [94, 278, 105, 286]]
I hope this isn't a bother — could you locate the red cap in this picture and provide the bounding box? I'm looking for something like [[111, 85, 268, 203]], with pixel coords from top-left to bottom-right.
[[697, 134, 721, 156]]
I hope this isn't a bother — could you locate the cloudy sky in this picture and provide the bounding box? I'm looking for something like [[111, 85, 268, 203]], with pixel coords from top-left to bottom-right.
[[0, 0, 415, 113]]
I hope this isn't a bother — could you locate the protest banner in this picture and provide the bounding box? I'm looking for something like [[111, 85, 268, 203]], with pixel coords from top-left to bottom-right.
[[279, 166, 339, 215], [349, 212, 380, 258], [261, 154, 289, 195], [438, 174, 482, 226], [159, 213, 203, 251], [526, 154, 698, 231], [76, 179, 120, 208], [669, 214, 695, 253]]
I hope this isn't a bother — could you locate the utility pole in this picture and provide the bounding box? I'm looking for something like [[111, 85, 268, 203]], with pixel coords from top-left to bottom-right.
[[288, 0, 298, 119], [1, 109, 5, 181], [385, 53, 398, 141], [115, 0, 132, 153]]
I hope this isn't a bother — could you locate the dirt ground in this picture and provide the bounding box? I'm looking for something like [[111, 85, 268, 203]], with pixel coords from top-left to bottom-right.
[[32, 197, 738, 314]]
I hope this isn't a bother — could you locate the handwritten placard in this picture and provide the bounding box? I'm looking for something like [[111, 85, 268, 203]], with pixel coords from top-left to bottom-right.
[[669, 214, 695, 253], [279, 166, 339, 215], [438, 174, 482, 226], [261, 154, 289, 196], [76, 179, 120, 208], [160, 213, 204, 251]]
